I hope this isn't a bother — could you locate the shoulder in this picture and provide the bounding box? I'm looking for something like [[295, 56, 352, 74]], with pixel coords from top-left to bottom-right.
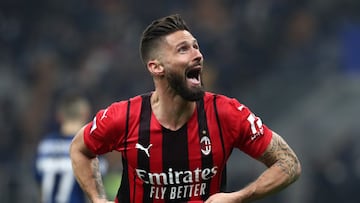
[[110, 93, 148, 109], [105, 94, 143, 115], [203, 92, 244, 112], [91, 94, 145, 132], [203, 92, 256, 128]]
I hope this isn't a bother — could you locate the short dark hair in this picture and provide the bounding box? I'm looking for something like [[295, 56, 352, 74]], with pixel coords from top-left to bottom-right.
[[140, 14, 190, 64]]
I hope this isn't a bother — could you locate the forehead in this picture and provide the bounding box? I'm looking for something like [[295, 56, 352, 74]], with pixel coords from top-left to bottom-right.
[[163, 30, 197, 46]]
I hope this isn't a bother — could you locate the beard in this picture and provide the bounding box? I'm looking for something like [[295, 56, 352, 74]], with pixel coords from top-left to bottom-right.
[[165, 70, 205, 101]]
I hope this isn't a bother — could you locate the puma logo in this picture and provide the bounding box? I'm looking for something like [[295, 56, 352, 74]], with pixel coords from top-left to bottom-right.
[[135, 143, 153, 157]]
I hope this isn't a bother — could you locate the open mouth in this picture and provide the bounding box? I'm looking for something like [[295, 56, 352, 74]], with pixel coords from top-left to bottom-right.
[[185, 68, 201, 85]]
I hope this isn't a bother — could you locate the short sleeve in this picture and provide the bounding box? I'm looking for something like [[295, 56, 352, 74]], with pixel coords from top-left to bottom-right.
[[83, 101, 128, 155], [219, 97, 272, 158]]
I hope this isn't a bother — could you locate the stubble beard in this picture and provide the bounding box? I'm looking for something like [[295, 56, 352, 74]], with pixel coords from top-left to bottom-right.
[[166, 70, 205, 101]]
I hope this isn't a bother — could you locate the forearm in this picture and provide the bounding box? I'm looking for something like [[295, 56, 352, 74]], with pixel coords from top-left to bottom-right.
[[70, 128, 108, 203], [236, 132, 301, 202], [234, 161, 299, 202], [72, 154, 107, 202]]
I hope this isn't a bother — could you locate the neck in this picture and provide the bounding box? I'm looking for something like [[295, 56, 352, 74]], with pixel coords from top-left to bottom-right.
[[151, 90, 196, 131]]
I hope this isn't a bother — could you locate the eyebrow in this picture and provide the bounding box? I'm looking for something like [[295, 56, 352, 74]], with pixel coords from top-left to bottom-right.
[[175, 39, 198, 49]]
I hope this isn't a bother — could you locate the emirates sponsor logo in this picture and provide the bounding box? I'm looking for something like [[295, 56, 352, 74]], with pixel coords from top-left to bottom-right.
[[136, 167, 218, 185]]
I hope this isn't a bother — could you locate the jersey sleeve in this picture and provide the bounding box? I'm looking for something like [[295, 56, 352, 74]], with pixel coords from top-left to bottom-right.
[[83, 101, 128, 155], [218, 96, 272, 158]]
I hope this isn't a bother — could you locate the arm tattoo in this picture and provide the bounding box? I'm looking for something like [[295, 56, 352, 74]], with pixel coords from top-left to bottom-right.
[[91, 158, 107, 199], [258, 132, 300, 183]]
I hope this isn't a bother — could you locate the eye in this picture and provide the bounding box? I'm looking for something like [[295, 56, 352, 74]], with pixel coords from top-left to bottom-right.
[[193, 43, 199, 50], [178, 45, 190, 53]]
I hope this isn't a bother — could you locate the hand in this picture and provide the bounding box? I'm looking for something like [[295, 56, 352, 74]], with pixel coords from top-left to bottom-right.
[[205, 192, 241, 203]]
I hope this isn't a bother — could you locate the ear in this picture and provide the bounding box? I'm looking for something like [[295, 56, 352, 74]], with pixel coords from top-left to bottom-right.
[[147, 59, 164, 76]]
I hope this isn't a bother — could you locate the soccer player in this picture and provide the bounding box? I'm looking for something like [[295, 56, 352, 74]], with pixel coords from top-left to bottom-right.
[[35, 92, 108, 203], [70, 14, 301, 203]]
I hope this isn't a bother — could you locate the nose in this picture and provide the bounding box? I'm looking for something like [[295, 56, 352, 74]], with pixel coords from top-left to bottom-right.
[[193, 48, 203, 63]]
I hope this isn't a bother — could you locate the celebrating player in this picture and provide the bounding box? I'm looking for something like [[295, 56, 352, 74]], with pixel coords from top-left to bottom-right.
[[70, 14, 301, 203]]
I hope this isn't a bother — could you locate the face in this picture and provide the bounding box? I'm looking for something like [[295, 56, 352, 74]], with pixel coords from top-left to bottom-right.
[[157, 30, 205, 101]]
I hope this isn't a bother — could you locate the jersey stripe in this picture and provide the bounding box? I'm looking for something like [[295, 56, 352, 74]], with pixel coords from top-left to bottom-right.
[[213, 95, 227, 191], [138, 94, 152, 203], [117, 100, 131, 203], [196, 98, 213, 200], [162, 125, 190, 201], [186, 108, 202, 202]]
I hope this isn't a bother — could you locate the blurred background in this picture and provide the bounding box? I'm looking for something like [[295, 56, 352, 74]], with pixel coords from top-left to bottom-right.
[[1, 0, 360, 202]]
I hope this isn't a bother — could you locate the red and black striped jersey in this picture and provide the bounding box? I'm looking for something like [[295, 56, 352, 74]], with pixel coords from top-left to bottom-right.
[[84, 92, 272, 203]]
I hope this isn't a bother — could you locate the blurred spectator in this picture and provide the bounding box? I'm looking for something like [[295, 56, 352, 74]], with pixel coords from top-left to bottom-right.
[[34, 91, 108, 203]]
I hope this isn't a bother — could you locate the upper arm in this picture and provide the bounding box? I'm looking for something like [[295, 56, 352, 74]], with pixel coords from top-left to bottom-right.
[[70, 126, 97, 159], [215, 96, 273, 158], [257, 131, 301, 181]]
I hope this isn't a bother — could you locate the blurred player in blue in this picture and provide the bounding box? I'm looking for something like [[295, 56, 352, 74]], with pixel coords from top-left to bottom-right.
[[35, 92, 108, 203]]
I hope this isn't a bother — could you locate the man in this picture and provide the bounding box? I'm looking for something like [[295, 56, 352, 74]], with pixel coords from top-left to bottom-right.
[[35, 92, 107, 203], [70, 14, 301, 203]]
